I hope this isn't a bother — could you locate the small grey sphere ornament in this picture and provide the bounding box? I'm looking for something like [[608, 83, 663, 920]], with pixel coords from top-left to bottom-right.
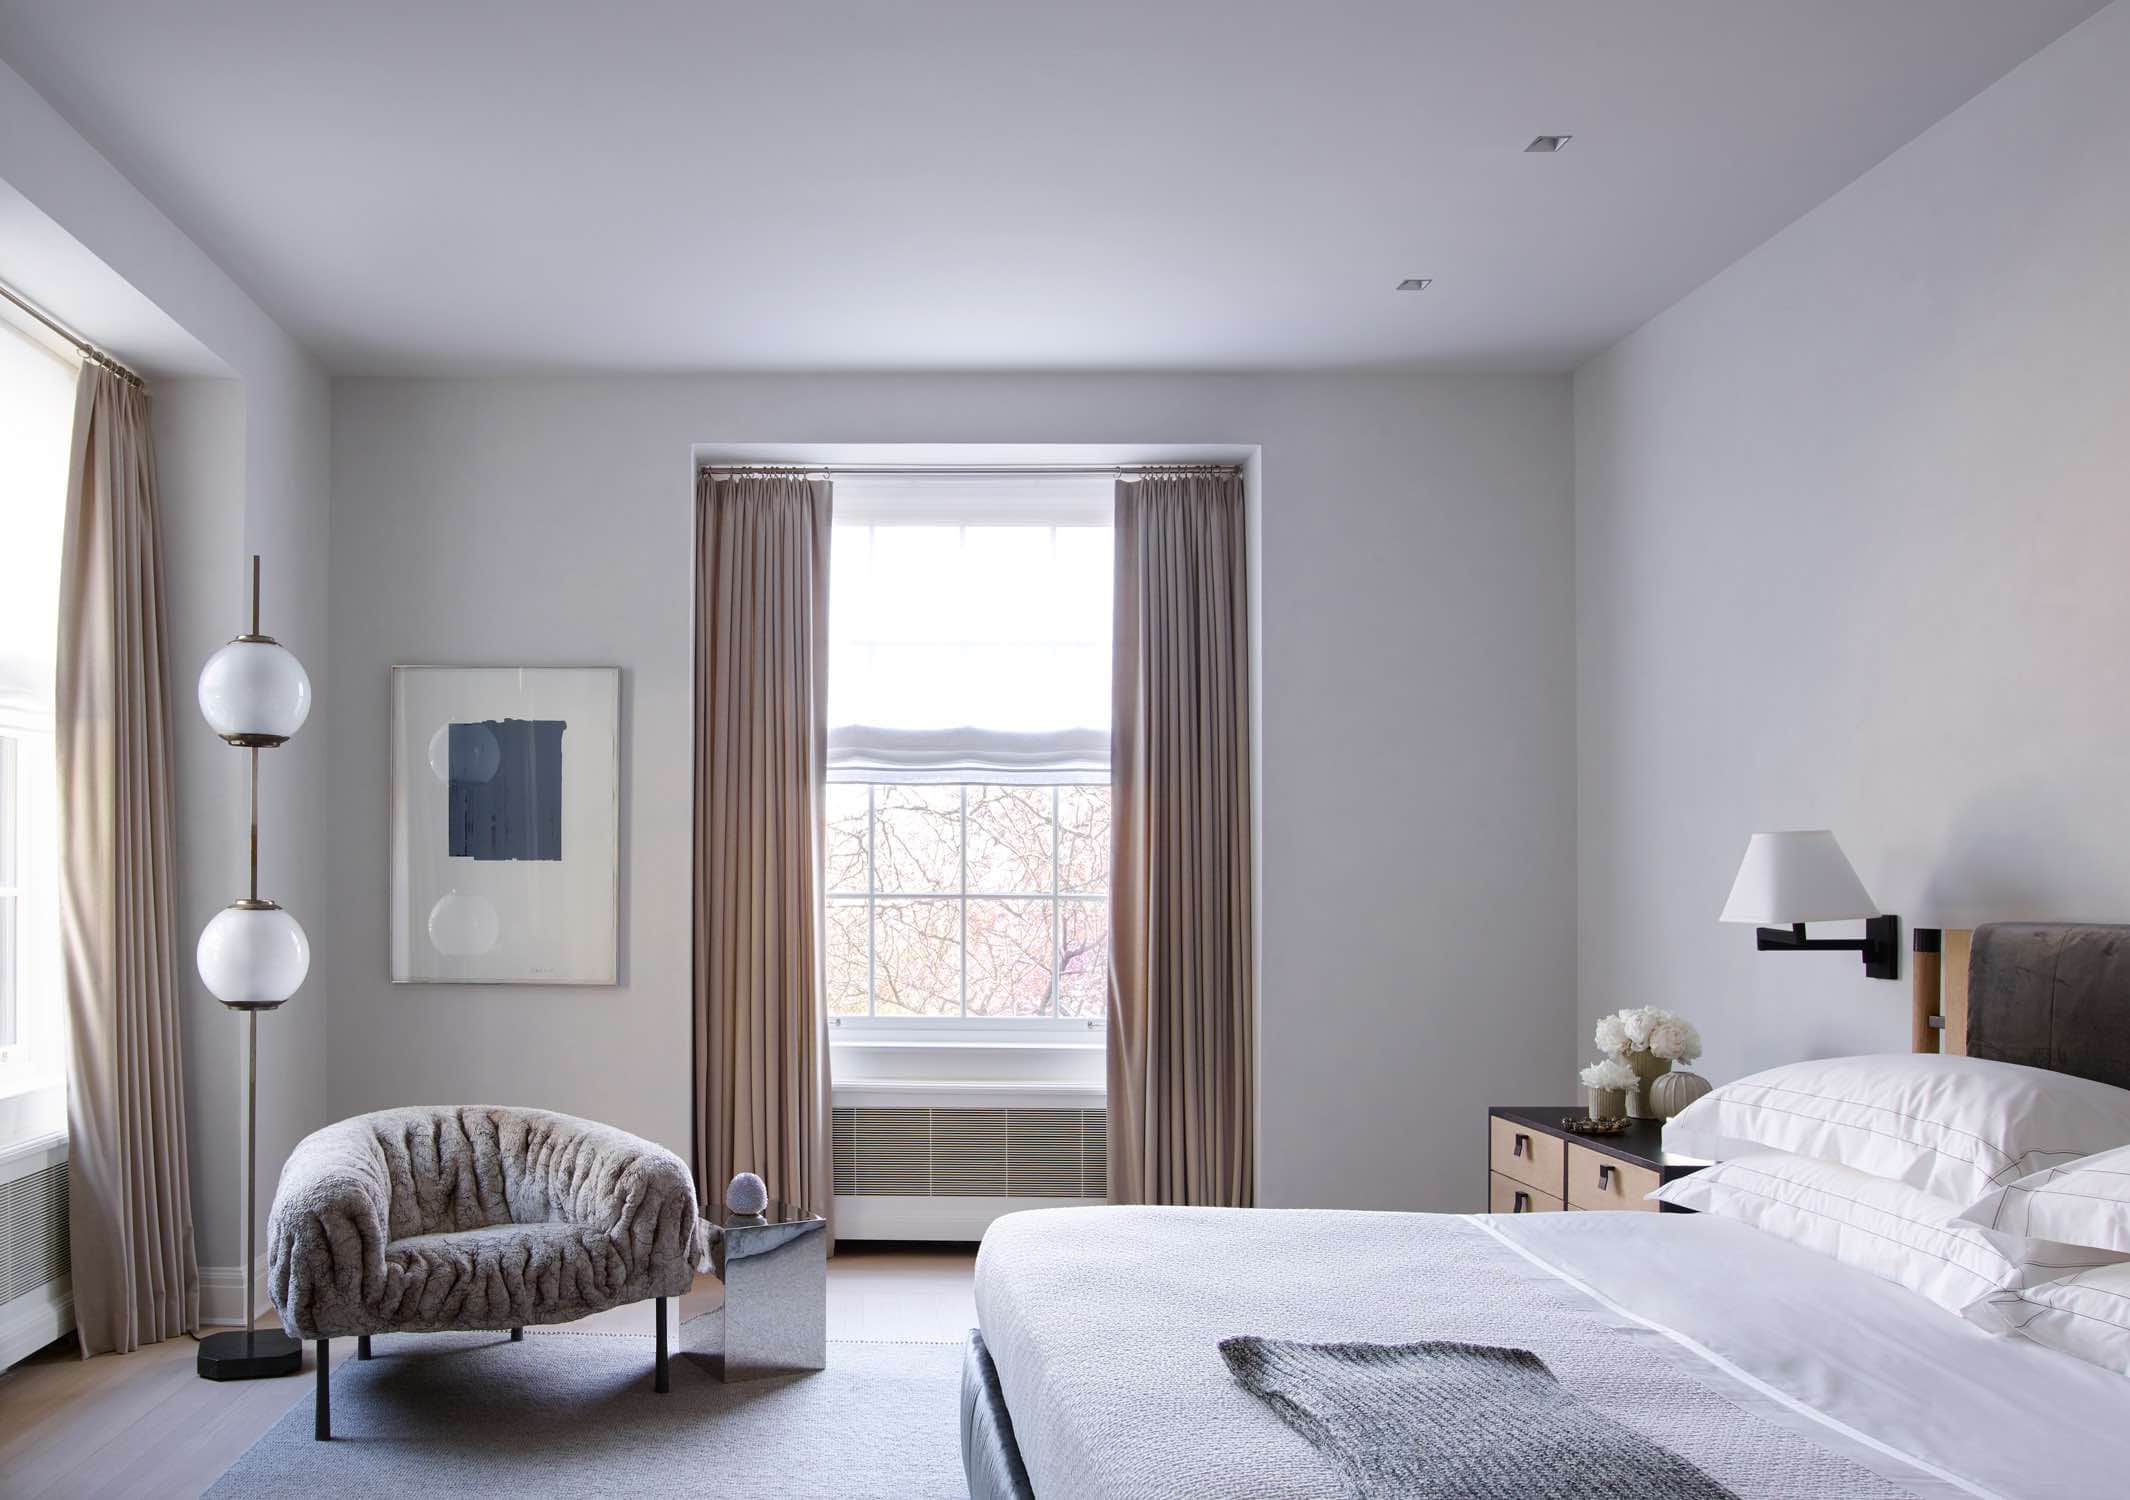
[[725, 1172, 769, 1216]]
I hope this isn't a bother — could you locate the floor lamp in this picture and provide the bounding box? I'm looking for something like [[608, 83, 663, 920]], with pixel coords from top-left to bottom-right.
[[194, 556, 311, 1381]]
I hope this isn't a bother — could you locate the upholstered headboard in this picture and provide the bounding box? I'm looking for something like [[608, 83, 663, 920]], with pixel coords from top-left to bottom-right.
[[1914, 923, 2130, 1089]]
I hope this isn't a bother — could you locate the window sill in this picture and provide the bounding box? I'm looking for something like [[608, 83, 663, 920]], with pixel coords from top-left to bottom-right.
[[830, 1033, 1103, 1052]]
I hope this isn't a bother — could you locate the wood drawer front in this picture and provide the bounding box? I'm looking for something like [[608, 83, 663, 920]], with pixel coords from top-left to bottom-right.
[[1489, 1117, 1564, 1195], [1489, 1171, 1563, 1215], [1565, 1143, 1661, 1211]]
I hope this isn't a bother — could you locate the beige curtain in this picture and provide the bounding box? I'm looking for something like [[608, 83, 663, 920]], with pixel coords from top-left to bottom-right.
[[1108, 472, 1255, 1207], [58, 364, 200, 1355], [692, 473, 834, 1225]]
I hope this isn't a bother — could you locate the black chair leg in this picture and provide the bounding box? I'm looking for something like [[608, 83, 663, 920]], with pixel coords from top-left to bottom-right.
[[510, 1326, 523, 1342], [357, 1335, 371, 1360], [315, 1339, 331, 1440], [655, 1296, 669, 1393]]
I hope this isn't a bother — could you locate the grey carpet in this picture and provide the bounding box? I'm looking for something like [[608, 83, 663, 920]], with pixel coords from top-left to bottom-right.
[[204, 1329, 966, 1499]]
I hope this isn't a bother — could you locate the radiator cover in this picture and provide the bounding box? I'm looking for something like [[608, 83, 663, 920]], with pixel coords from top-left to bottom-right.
[[832, 1106, 1107, 1201], [0, 1157, 67, 1306]]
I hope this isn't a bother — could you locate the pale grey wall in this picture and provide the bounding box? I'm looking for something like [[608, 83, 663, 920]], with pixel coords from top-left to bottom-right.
[[325, 373, 1575, 1213], [1574, 2, 2130, 1080]]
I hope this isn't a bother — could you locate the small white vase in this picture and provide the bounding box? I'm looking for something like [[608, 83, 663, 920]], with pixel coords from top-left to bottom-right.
[[1586, 1086, 1627, 1121]]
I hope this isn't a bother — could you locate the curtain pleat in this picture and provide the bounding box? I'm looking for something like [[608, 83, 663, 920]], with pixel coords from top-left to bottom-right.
[[1108, 473, 1255, 1207], [58, 364, 200, 1355], [692, 474, 833, 1229]]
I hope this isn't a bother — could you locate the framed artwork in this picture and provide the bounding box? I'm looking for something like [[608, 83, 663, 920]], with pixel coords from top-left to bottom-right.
[[389, 666, 620, 984]]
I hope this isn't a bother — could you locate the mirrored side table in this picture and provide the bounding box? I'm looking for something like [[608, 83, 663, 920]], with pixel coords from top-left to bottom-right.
[[686, 1200, 827, 1381]]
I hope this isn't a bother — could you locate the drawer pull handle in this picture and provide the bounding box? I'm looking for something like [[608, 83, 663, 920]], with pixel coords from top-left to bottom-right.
[[1513, 1191, 1531, 1213], [1597, 1164, 1617, 1192], [1513, 1133, 1531, 1159]]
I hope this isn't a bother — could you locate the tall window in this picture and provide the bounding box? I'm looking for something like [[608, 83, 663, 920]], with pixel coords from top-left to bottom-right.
[[825, 475, 1110, 1033], [0, 312, 73, 1105]]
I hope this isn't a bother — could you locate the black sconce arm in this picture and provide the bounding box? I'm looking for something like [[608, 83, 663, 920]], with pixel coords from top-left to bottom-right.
[[1755, 916, 1901, 980]]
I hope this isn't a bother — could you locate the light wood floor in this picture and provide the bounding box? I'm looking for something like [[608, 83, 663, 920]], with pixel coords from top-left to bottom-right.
[[0, 1245, 977, 1500]]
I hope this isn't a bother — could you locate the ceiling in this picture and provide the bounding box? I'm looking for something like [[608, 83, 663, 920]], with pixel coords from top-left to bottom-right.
[[0, 1, 2105, 375]]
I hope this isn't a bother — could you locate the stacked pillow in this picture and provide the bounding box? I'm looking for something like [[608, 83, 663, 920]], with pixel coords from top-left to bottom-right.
[[1653, 1054, 2130, 1375]]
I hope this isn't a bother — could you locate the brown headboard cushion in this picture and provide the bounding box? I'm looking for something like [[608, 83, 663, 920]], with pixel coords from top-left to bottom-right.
[[1967, 923, 2130, 1089]]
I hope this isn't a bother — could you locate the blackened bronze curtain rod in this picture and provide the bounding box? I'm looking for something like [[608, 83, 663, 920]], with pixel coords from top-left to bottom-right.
[[699, 463, 1241, 478], [0, 276, 145, 388]]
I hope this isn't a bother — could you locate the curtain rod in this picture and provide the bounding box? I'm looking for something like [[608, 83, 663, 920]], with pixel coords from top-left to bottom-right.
[[700, 463, 1241, 478], [0, 277, 145, 389]]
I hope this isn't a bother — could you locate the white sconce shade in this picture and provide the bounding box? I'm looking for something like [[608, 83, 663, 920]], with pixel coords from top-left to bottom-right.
[[198, 638, 312, 746], [1720, 830, 1880, 925], [196, 903, 311, 1009]]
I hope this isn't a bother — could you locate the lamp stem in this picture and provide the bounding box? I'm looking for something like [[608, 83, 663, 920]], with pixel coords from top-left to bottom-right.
[[243, 1008, 257, 1337], [251, 553, 261, 637], [248, 747, 259, 902]]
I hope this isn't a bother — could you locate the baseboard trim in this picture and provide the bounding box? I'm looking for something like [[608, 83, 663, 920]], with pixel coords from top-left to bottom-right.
[[198, 1253, 273, 1327], [0, 1275, 73, 1368]]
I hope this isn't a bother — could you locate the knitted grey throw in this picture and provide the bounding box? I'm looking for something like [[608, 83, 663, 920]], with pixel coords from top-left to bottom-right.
[[1218, 1337, 1740, 1500]]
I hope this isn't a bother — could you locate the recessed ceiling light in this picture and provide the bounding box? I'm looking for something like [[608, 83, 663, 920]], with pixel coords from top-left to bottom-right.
[[1525, 134, 1572, 153], [1396, 278, 1433, 292]]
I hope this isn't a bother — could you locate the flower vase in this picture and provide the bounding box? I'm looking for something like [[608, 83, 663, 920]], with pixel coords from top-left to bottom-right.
[[1585, 1086, 1626, 1122], [1623, 1050, 1672, 1119]]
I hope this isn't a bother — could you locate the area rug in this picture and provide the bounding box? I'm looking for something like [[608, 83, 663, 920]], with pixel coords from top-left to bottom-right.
[[203, 1330, 966, 1499]]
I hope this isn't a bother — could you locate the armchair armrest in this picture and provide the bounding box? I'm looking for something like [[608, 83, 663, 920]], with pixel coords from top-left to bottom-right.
[[267, 1120, 393, 1338]]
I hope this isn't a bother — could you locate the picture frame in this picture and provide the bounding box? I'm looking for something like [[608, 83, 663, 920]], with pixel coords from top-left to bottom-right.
[[388, 665, 620, 984]]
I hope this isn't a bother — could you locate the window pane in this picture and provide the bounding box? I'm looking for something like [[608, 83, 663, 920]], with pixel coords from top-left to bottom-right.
[[874, 786, 960, 893], [1058, 785, 1111, 894], [824, 898, 870, 1016], [1057, 900, 1109, 1018], [874, 898, 961, 1015], [965, 785, 1052, 893], [824, 784, 869, 894], [966, 899, 1052, 1017]]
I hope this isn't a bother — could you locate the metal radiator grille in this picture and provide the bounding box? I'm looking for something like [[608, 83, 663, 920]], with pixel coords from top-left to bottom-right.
[[832, 1107, 1106, 1199], [0, 1159, 67, 1305]]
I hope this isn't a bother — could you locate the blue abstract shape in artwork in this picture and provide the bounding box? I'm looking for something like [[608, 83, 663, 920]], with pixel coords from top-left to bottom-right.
[[448, 718, 564, 860]]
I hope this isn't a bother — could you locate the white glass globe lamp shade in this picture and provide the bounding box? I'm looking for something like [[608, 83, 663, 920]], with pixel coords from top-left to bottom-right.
[[196, 902, 311, 1010], [197, 637, 311, 747]]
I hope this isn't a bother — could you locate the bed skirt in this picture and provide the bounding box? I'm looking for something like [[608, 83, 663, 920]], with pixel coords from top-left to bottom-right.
[[961, 1329, 1036, 1500]]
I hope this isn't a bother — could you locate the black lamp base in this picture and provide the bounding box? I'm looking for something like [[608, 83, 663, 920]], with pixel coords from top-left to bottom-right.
[[198, 1327, 304, 1380]]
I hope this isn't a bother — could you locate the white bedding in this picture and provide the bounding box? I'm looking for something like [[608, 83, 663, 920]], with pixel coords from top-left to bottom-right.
[[973, 1205, 2130, 1500]]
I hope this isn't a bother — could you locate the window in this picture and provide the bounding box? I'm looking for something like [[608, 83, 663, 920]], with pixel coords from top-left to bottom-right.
[[826, 783, 1109, 1023], [0, 310, 73, 1104], [825, 474, 1111, 1033]]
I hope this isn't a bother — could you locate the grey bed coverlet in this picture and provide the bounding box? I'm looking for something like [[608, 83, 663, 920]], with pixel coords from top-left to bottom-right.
[[973, 1207, 1924, 1500], [1220, 1336, 1738, 1500]]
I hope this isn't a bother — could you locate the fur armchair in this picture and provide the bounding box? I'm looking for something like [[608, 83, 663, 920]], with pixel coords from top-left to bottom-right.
[[267, 1106, 706, 1438]]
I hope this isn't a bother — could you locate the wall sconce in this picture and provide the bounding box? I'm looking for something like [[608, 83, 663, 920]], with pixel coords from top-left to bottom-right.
[[1720, 830, 1899, 980]]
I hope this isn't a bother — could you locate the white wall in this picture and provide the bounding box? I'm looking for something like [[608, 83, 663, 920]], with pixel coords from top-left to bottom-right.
[[327, 373, 1574, 1213], [0, 57, 333, 1280], [1574, 2, 2130, 1079]]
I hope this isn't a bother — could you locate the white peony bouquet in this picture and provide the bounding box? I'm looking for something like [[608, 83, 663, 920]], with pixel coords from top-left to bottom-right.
[[1578, 1057, 1637, 1091], [1593, 1006, 1701, 1064]]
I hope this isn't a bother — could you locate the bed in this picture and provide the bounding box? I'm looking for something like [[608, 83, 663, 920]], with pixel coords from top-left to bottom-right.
[[963, 922, 2130, 1499]]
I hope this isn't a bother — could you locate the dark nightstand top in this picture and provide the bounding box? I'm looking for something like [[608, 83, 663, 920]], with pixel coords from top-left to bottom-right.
[[1490, 1105, 1711, 1181]]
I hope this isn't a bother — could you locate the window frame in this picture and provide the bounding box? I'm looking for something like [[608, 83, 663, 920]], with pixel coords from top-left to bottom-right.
[[824, 781, 1108, 1042]]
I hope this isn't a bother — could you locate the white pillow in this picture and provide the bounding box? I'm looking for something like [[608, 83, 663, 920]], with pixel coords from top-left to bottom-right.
[[1961, 1142, 2130, 1254], [1965, 1261, 2130, 1377], [1651, 1151, 2122, 1315], [1659, 1053, 2130, 1206]]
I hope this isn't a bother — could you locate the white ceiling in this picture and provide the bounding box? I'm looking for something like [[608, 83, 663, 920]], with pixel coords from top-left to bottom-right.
[[0, 1, 2105, 375]]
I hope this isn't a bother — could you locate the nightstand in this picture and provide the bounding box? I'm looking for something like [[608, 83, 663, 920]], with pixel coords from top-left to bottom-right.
[[1487, 1106, 1707, 1214]]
